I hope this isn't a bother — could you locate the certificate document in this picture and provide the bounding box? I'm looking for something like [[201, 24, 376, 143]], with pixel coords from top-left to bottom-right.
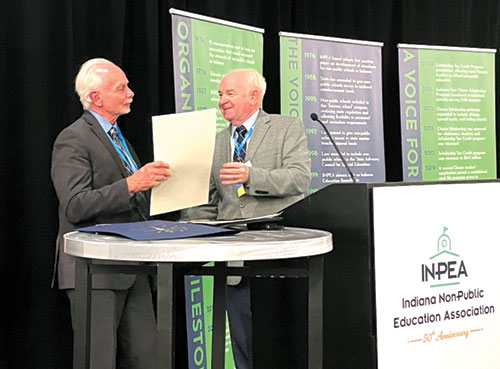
[[150, 108, 216, 215]]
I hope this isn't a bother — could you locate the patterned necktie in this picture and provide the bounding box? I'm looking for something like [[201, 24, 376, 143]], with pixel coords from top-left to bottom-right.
[[233, 125, 247, 162], [108, 126, 149, 220], [108, 127, 134, 174]]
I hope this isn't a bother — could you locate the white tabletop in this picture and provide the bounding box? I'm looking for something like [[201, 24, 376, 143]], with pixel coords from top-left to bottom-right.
[[64, 227, 332, 262]]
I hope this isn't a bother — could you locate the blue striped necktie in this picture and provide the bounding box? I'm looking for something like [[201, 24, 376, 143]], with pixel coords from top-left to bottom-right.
[[233, 125, 247, 162]]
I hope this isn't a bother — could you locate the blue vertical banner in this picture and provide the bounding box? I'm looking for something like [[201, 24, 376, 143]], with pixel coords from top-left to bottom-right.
[[280, 32, 385, 192]]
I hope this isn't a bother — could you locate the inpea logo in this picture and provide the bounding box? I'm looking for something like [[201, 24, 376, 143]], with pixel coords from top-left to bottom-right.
[[421, 227, 468, 288]]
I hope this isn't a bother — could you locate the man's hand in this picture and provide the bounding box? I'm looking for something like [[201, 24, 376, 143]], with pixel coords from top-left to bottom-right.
[[126, 161, 171, 193], [220, 162, 249, 185]]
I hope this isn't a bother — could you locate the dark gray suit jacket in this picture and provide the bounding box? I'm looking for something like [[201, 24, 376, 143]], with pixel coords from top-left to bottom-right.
[[186, 110, 311, 220], [51, 111, 143, 289]]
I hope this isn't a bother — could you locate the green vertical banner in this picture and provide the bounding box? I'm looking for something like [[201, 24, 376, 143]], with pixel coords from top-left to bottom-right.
[[170, 8, 264, 369], [171, 8, 263, 133], [398, 44, 496, 181]]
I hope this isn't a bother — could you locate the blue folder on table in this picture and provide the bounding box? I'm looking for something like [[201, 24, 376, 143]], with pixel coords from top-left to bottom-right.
[[77, 220, 238, 241]]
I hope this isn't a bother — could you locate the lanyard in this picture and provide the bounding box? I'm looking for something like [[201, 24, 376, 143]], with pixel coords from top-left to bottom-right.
[[232, 123, 255, 159], [109, 126, 139, 172]]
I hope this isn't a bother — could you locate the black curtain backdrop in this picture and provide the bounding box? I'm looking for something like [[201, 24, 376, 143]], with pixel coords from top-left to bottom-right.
[[1, 1, 500, 368]]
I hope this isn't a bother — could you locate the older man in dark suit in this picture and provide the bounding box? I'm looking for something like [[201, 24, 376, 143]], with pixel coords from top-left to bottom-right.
[[51, 58, 171, 369]]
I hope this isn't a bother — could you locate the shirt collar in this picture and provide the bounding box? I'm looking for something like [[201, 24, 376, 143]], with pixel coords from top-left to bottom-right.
[[231, 109, 259, 135], [88, 110, 115, 134]]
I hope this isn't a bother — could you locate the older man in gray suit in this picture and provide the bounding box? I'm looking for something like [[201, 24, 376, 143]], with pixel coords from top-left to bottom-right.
[[51, 58, 171, 369], [187, 69, 311, 369]]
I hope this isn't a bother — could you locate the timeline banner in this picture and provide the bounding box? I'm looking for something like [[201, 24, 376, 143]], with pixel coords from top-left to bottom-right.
[[398, 44, 496, 181], [280, 32, 386, 193], [171, 8, 263, 132], [171, 8, 264, 369]]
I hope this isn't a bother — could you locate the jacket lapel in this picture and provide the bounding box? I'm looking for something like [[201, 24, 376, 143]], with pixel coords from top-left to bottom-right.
[[83, 111, 131, 178], [246, 110, 270, 162], [219, 125, 232, 164]]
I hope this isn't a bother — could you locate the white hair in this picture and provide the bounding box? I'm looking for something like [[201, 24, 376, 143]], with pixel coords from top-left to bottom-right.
[[75, 58, 116, 109], [226, 69, 267, 104]]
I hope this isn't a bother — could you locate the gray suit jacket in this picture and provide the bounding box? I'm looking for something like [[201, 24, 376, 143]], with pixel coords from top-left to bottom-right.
[[51, 111, 144, 289], [186, 110, 311, 220]]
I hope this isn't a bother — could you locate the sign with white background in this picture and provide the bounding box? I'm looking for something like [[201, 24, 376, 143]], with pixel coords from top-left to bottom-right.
[[373, 182, 500, 368]]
